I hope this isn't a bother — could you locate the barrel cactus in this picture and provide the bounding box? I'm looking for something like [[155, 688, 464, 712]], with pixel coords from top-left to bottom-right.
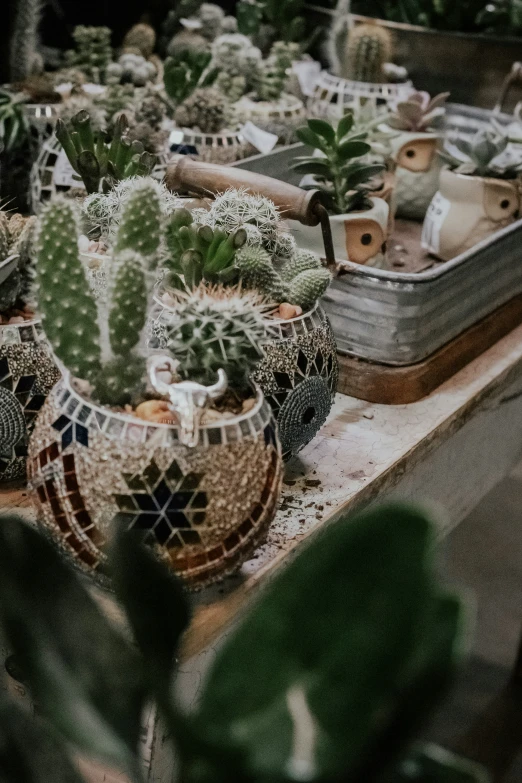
[[174, 87, 231, 133]]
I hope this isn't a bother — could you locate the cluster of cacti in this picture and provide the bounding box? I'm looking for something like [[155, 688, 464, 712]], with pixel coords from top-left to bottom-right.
[[106, 53, 157, 87], [198, 3, 226, 39], [55, 111, 156, 194], [35, 182, 164, 405], [236, 0, 306, 44], [64, 26, 113, 84], [439, 127, 522, 178], [210, 33, 262, 82], [9, 0, 44, 83], [123, 89, 170, 153], [215, 72, 247, 103], [0, 211, 37, 313], [83, 176, 184, 241], [164, 284, 269, 390], [57, 96, 107, 134], [253, 41, 300, 102], [163, 50, 212, 105], [50, 67, 88, 91], [388, 91, 450, 132], [235, 245, 331, 310], [174, 87, 231, 133], [164, 208, 247, 288], [199, 188, 282, 251], [121, 23, 157, 59], [93, 84, 136, 129]]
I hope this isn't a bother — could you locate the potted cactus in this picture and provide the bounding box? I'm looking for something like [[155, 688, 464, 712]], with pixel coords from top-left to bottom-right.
[[422, 127, 522, 261], [27, 181, 283, 589], [0, 210, 59, 483], [386, 90, 450, 220], [290, 113, 389, 267], [149, 186, 338, 460]]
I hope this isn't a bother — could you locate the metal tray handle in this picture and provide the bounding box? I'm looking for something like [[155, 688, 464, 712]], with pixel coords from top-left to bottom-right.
[[494, 61, 522, 114], [165, 157, 336, 265]]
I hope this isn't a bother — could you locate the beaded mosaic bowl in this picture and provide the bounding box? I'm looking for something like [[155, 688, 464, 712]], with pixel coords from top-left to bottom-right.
[[233, 94, 307, 145], [148, 301, 338, 461], [308, 71, 413, 120], [170, 128, 251, 165], [0, 320, 60, 483], [27, 376, 283, 589]]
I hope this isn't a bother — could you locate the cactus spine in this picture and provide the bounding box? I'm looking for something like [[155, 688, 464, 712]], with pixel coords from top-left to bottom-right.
[[346, 24, 392, 83], [35, 200, 102, 383], [9, 0, 43, 83]]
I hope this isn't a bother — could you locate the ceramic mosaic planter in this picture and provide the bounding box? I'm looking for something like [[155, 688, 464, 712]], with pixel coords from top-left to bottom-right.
[[148, 299, 338, 461], [170, 128, 251, 165], [0, 320, 60, 482], [233, 94, 307, 145], [27, 375, 283, 589]]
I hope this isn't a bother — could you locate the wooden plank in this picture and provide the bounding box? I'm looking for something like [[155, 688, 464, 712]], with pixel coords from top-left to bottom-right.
[[336, 293, 522, 405]]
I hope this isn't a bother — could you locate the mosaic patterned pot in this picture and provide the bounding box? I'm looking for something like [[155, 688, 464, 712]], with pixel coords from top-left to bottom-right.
[[27, 375, 283, 589], [233, 94, 307, 145], [0, 320, 60, 483], [169, 127, 251, 165], [148, 300, 338, 461]]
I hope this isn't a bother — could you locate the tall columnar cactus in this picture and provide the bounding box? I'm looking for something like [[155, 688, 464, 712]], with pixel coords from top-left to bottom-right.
[[113, 179, 163, 261], [64, 26, 113, 84], [35, 200, 102, 383], [346, 24, 392, 83], [165, 285, 269, 390], [253, 41, 300, 102], [235, 245, 331, 310], [9, 0, 43, 83], [163, 50, 212, 106], [55, 111, 156, 194]]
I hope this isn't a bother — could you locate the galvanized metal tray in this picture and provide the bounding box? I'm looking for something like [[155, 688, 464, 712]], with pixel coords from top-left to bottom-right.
[[234, 103, 522, 365]]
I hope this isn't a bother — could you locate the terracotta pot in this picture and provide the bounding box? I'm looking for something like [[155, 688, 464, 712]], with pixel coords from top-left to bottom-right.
[[288, 197, 390, 267], [389, 131, 442, 220], [148, 298, 338, 461], [421, 167, 521, 261], [0, 319, 60, 483], [233, 93, 307, 145], [27, 373, 282, 590]]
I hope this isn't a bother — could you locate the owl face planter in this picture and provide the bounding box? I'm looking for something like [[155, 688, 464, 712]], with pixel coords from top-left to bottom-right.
[[421, 167, 521, 262], [148, 299, 338, 461], [391, 132, 442, 220], [289, 197, 389, 269], [0, 319, 60, 483], [27, 374, 283, 590]]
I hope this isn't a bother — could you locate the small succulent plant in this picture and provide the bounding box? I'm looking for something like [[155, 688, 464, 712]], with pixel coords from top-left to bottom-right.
[[439, 127, 522, 178], [252, 41, 300, 102], [35, 182, 163, 405], [106, 53, 157, 88], [173, 87, 231, 134], [388, 91, 450, 133], [292, 114, 385, 214], [64, 26, 113, 84], [0, 210, 36, 314], [164, 283, 269, 390], [55, 111, 156, 194], [163, 50, 212, 106]]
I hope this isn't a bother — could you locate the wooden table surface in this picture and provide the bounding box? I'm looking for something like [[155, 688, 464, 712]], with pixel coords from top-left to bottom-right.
[[4, 323, 522, 662]]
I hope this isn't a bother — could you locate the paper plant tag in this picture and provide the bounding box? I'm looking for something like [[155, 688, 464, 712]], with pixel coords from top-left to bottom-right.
[[240, 122, 278, 155], [53, 149, 79, 188], [421, 191, 451, 255], [292, 60, 321, 97]]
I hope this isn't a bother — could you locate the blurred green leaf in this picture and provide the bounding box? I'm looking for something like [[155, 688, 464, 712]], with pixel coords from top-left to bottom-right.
[[391, 743, 490, 782], [187, 505, 465, 782], [295, 126, 327, 152], [307, 119, 336, 146], [342, 163, 386, 190], [336, 112, 355, 141], [337, 140, 372, 161], [0, 516, 146, 779], [0, 698, 83, 783], [291, 159, 332, 177]]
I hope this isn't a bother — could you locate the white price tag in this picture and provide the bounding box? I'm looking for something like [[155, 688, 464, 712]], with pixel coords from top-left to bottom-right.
[[421, 191, 451, 255], [240, 122, 278, 155], [53, 149, 79, 188], [292, 60, 321, 97]]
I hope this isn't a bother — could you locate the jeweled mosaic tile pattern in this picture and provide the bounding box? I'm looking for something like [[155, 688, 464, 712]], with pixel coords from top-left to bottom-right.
[[28, 379, 283, 589], [0, 322, 60, 482], [148, 303, 338, 461]]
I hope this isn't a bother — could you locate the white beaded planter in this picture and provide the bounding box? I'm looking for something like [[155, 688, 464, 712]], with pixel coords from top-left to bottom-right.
[[169, 128, 251, 164], [24, 103, 61, 145], [30, 135, 174, 214], [233, 94, 307, 145], [308, 71, 413, 120]]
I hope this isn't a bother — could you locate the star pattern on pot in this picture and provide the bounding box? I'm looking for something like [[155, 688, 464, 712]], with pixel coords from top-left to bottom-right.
[[0, 356, 47, 472], [113, 458, 208, 549], [267, 347, 336, 416], [52, 414, 89, 449]]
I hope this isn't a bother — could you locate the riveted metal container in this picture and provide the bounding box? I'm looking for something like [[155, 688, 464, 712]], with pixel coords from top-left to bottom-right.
[[234, 103, 522, 365]]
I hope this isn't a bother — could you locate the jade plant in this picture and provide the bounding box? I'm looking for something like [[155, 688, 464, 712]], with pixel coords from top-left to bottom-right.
[[55, 110, 156, 194], [0, 211, 37, 319], [439, 127, 522, 178], [389, 91, 450, 132], [35, 181, 164, 406], [292, 113, 385, 214], [0, 504, 488, 782]]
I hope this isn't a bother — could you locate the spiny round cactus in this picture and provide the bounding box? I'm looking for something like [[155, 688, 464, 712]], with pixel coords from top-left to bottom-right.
[[35, 199, 102, 383], [107, 249, 148, 357], [208, 188, 280, 250], [198, 3, 225, 40], [215, 71, 247, 103], [167, 30, 210, 59], [287, 268, 331, 311], [269, 230, 297, 261], [174, 87, 230, 134], [210, 33, 261, 81], [346, 24, 391, 83], [107, 53, 157, 87], [234, 245, 287, 302], [113, 180, 163, 259], [165, 284, 269, 390], [280, 249, 323, 281], [122, 23, 157, 58]]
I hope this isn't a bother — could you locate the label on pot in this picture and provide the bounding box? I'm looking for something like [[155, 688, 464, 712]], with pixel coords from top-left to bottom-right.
[[53, 149, 79, 188], [240, 122, 278, 155], [292, 60, 321, 97], [421, 191, 451, 254]]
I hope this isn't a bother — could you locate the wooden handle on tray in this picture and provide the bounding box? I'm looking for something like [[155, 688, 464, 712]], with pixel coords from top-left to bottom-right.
[[165, 157, 323, 227]]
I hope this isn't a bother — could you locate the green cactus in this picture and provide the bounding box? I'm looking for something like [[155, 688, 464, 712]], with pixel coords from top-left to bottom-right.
[[287, 267, 332, 310], [253, 41, 300, 102], [173, 87, 230, 134], [35, 199, 102, 383], [215, 72, 247, 103], [122, 23, 156, 58], [9, 0, 43, 83], [64, 26, 113, 84], [107, 250, 148, 356], [113, 179, 162, 261], [234, 244, 288, 301], [345, 24, 392, 83], [55, 111, 156, 194], [163, 50, 212, 106], [93, 356, 146, 408], [206, 188, 280, 251], [165, 285, 269, 390], [210, 33, 261, 82], [280, 248, 323, 281], [0, 212, 10, 260]]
